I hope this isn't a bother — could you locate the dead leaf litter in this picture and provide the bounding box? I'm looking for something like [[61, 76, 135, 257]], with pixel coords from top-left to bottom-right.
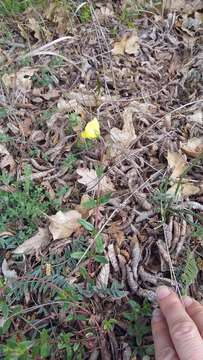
[[0, 0, 203, 358]]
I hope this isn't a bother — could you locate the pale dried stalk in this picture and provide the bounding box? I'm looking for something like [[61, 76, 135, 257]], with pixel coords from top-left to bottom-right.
[[131, 240, 141, 281], [107, 244, 119, 273], [176, 220, 187, 257], [137, 287, 156, 302], [139, 266, 157, 285], [126, 264, 138, 292]]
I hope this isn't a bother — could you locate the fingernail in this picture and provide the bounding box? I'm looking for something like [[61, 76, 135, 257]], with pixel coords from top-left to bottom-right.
[[183, 296, 193, 307], [152, 309, 162, 322], [156, 286, 171, 300]]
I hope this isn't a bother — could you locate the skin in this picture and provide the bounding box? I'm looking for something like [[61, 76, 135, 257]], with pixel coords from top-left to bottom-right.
[[151, 286, 203, 360]]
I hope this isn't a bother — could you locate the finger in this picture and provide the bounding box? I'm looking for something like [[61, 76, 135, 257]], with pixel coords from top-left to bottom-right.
[[183, 296, 203, 338], [151, 309, 179, 360], [156, 286, 203, 360]]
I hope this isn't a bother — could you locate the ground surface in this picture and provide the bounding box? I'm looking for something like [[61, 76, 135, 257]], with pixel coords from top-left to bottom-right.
[[0, 0, 203, 359]]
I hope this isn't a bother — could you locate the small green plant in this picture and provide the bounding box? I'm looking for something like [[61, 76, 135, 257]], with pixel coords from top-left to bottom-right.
[[123, 299, 153, 357], [0, 108, 8, 119], [83, 193, 111, 210], [181, 251, 198, 295], [2, 336, 32, 360], [79, 219, 104, 254], [0, 0, 44, 15], [52, 185, 69, 209], [120, 0, 161, 27], [0, 133, 12, 143], [102, 318, 117, 332], [0, 167, 58, 249], [78, 3, 91, 23], [62, 153, 78, 171], [66, 112, 81, 135], [73, 138, 93, 151], [32, 68, 54, 88], [57, 332, 85, 360]]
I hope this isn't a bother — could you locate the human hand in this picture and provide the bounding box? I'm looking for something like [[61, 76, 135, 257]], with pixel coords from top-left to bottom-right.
[[151, 286, 203, 360]]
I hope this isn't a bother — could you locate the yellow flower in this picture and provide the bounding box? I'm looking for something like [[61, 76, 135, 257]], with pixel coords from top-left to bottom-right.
[[80, 118, 100, 139]]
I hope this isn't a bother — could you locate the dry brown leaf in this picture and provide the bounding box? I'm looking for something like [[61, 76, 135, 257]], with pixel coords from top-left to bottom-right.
[[167, 151, 187, 181], [2, 67, 36, 91], [181, 137, 203, 157], [112, 31, 139, 56], [2, 259, 17, 287], [1, 259, 17, 281], [110, 103, 137, 149], [167, 182, 200, 198], [49, 210, 81, 240], [107, 222, 125, 247], [28, 17, 51, 41], [28, 17, 41, 40], [164, 0, 202, 14], [76, 168, 115, 193], [42, 89, 60, 101], [107, 244, 119, 272], [18, 118, 32, 137], [0, 144, 9, 156], [96, 262, 110, 288], [13, 228, 50, 255], [187, 111, 202, 124]]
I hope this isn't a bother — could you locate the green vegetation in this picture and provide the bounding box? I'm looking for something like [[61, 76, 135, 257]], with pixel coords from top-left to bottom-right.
[[78, 3, 91, 23], [0, 0, 44, 15], [32, 68, 55, 88], [120, 0, 161, 27], [62, 153, 78, 171], [0, 166, 59, 249], [123, 299, 153, 357], [181, 251, 198, 295]]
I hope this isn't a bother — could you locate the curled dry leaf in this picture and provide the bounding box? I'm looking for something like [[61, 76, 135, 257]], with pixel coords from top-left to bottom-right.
[[187, 111, 202, 124], [167, 182, 200, 198], [112, 31, 139, 56], [96, 262, 110, 288], [131, 238, 141, 281], [28, 17, 51, 41], [2, 67, 36, 91], [164, 0, 202, 14], [110, 103, 137, 150], [107, 222, 125, 247], [2, 259, 17, 287], [107, 244, 119, 272], [49, 210, 81, 240], [0, 144, 15, 173], [13, 228, 50, 255], [181, 137, 203, 157], [167, 151, 187, 181], [76, 167, 115, 193], [42, 89, 60, 101]]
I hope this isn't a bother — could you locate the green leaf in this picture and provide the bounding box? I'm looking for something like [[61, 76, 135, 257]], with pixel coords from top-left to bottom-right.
[[95, 165, 104, 178], [95, 233, 104, 254], [98, 192, 111, 205], [0, 108, 7, 119], [79, 219, 95, 232], [73, 343, 80, 352], [79, 267, 88, 279], [94, 255, 108, 264], [39, 329, 51, 358], [75, 314, 88, 321], [66, 314, 74, 321], [71, 251, 88, 259], [2, 319, 11, 334], [83, 198, 97, 209]]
